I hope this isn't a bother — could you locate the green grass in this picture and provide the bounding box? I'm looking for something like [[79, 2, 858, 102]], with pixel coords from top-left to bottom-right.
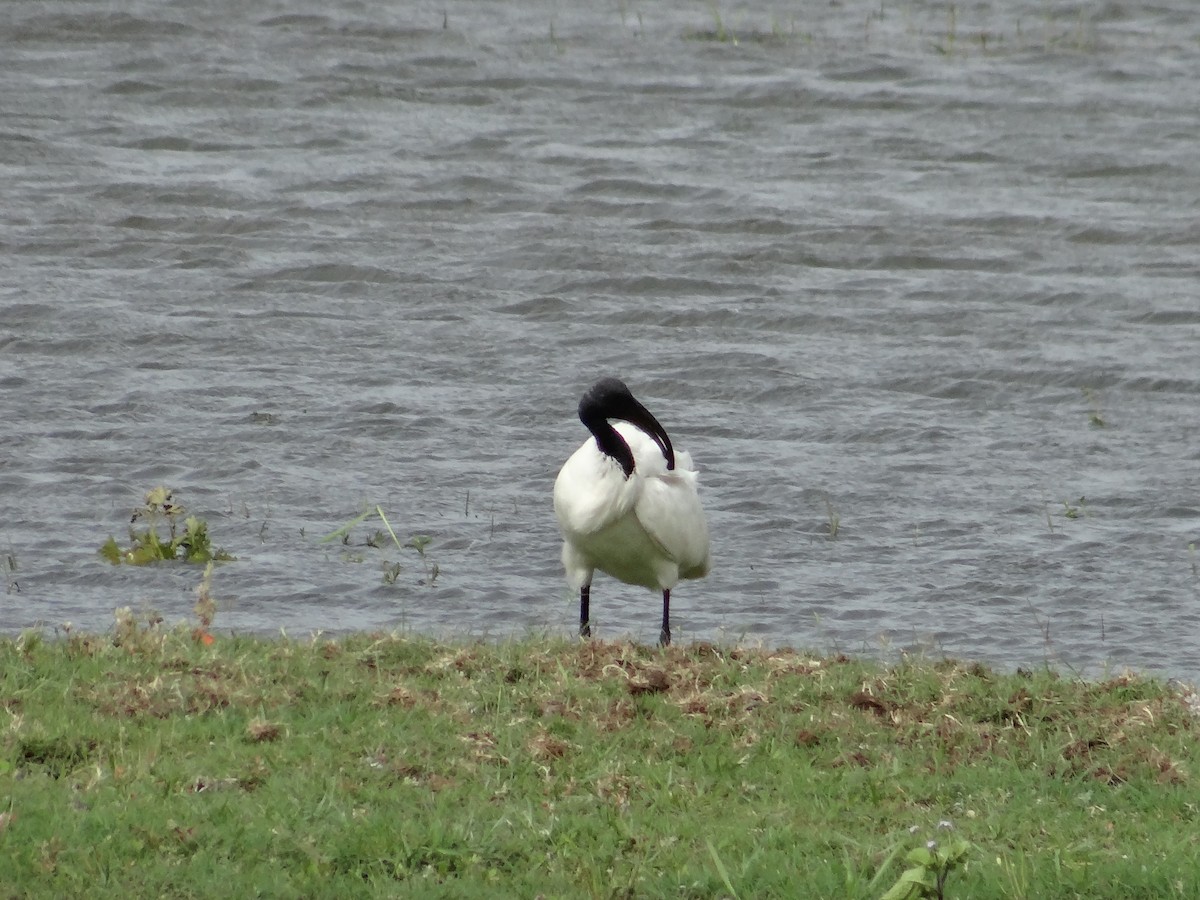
[[2, 628, 1198, 897]]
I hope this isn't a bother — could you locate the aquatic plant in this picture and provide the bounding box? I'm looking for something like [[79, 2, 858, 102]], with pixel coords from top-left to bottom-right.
[[99, 487, 234, 565], [1084, 388, 1106, 427], [932, 2, 959, 56], [323, 505, 439, 586], [826, 497, 841, 539], [4, 551, 17, 594], [683, 0, 737, 44]]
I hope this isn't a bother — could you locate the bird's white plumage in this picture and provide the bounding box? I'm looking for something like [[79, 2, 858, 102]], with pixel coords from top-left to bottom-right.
[[554, 421, 711, 594]]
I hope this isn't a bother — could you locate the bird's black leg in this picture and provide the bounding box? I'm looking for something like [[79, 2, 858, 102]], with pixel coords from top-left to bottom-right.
[[659, 589, 671, 647], [579, 585, 591, 638]]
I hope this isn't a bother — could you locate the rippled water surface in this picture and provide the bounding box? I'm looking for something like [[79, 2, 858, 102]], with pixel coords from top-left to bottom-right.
[[3, 0, 1199, 678]]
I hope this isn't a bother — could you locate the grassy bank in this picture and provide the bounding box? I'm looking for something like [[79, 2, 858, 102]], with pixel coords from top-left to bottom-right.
[[1, 626, 1197, 898]]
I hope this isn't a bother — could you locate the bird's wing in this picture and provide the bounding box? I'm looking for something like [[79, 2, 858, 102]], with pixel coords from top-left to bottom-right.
[[554, 437, 642, 538], [635, 469, 711, 575], [611, 421, 711, 572]]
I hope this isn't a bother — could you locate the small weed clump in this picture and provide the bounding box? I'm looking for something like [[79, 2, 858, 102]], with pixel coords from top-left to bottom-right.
[[99, 487, 233, 565], [323, 505, 439, 586], [882, 820, 971, 900]]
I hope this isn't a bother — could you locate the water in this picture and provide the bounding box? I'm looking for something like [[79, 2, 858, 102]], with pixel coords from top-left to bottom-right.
[[3, 0, 1199, 679]]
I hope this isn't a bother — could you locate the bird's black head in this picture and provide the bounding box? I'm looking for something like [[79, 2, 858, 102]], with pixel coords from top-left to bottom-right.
[[578, 377, 675, 476]]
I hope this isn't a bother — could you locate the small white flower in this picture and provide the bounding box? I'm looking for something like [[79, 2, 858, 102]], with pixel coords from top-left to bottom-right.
[[926, 840, 939, 851], [937, 819, 954, 831]]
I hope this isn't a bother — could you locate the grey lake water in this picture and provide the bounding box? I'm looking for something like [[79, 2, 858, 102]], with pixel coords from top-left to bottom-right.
[[3, 0, 1200, 679]]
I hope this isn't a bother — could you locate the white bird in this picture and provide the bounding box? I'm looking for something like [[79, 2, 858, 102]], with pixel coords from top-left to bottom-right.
[[553, 377, 711, 646]]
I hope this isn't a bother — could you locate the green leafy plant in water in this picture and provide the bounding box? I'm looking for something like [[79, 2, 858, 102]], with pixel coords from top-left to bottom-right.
[[933, 3, 958, 56], [1059, 496, 1087, 521], [407, 534, 439, 583], [684, 0, 738, 43], [99, 487, 234, 565], [707, 0, 734, 43], [882, 822, 971, 900], [825, 498, 841, 540], [322, 506, 439, 586], [381, 561, 404, 585], [1083, 388, 1106, 427]]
